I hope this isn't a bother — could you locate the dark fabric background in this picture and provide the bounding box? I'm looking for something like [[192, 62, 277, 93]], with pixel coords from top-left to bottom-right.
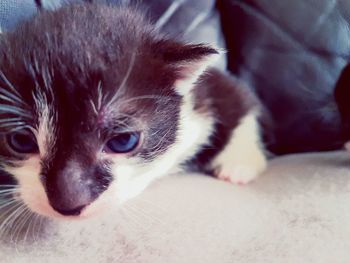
[[219, 0, 350, 154]]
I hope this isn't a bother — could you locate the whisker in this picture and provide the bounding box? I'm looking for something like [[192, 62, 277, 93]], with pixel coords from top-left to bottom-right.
[[0, 192, 17, 197], [8, 125, 35, 133], [0, 70, 21, 97], [0, 186, 19, 191], [33, 214, 42, 243], [41, 65, 54, 93], [118, 95, 177, 106], [0, 193, 18, 199], [0, 117, 23, 124], [107, 51, 137, 107], [147, 127, 174, 152], [23, 213, 36, 243], [0, 198, 20, 210], [0, 199, 22, 213], [10, 206, 27, 244], [109, 112, 144, 128], [89, 99, 98, 116], [0, 88, 24, 106], [27, 213, 38, 244], [12, 212, 30, 253], [13, 208, 32, 244], [97, 81, 103, 111], [33, 214, 44, 243], [0, 201, 24, 238], [0, 94, 19, 105], [0, 193, 19, 201], [0, 121, 27, 129], [0, 105, 32, 119], [7, 204, 27, 243], [0, 187, 19, 193]]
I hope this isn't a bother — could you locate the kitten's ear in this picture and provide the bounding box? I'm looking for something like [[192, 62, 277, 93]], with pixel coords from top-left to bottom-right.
[[158, 41, 221, 95]]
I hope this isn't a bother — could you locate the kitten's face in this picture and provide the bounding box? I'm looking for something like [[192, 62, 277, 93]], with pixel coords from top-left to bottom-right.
[[0, 5, 217, 219]]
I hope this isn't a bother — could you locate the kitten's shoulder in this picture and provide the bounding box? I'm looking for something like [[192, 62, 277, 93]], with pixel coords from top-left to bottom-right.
[[190, 68, 268, 183]]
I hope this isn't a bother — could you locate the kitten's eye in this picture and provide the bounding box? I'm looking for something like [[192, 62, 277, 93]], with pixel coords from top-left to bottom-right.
[[6, 131, 38, 154], [106, 132, 140, 153]]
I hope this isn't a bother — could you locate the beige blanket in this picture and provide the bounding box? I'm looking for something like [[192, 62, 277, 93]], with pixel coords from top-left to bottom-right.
[[1, 151, 350, 263]]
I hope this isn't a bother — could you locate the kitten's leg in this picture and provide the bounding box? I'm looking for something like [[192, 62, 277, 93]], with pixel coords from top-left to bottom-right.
[[211, 111, 267, 185]]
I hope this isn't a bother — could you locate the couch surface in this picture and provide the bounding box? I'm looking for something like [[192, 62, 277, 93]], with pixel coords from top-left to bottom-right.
[[220, 0, 350, 154], [1, 151, 350, 263]]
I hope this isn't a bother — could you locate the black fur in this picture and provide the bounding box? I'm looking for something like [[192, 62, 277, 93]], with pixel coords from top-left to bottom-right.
[[188, 68, 260, 172], [0, 3, 227, 215]]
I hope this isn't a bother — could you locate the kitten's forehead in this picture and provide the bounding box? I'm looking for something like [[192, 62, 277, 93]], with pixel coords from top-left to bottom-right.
[[26, 55, 180, 153]]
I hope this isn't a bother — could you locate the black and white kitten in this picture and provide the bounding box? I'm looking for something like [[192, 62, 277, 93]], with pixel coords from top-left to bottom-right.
[[0, 3, 267, 219]]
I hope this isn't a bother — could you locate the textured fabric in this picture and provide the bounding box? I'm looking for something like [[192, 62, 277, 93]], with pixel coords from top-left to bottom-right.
[[1, 152, 350, 262], [219, 0, 350, 154], [0, 0, 89, 31], [0, 0, 226, 68], [134, 0, 226, 69], [41, 0, 85, 10], [0, 0, 38, 31]]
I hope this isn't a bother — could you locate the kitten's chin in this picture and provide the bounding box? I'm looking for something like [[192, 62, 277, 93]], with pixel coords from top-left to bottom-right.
[[21, 201, 114, 221]]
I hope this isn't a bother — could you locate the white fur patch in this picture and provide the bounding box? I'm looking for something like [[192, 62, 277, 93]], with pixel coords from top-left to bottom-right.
[[102, 91, 215, 204], [33, 92, 56, 159], [211, 111, 267, 184], [4, 158, 60, 218], [37, 107, 54, 159], [175, 51, 221, 96]]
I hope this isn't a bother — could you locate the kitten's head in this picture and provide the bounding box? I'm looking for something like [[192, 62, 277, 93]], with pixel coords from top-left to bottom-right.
[[0, 4, 218, 219]]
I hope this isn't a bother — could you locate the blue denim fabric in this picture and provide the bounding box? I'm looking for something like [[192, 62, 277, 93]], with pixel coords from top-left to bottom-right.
[[0, 0, 87, 31], [0, 0, 38, 31]]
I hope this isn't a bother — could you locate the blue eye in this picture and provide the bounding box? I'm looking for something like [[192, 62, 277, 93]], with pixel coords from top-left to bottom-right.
[[106, 132, 140, 153], [7, 131, 38, 154]]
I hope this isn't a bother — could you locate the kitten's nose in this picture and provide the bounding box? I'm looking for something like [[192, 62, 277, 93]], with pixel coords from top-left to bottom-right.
[[49, 190, 92, 216], [54, 205, 86, 216], [46, 167, 94, 217], [45, 158, 111, 218]]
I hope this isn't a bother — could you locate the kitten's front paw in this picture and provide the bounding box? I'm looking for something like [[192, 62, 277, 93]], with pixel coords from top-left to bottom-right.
[[214, 162, 266, 185], [210, 112, 268, 185]]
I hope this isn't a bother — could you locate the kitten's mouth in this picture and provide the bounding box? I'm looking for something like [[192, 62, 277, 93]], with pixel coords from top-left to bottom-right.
[[52, 204, 88, 217], [18, 180, 119, 220], [26, 197, 107, 220], [47, 191, 96, 218]]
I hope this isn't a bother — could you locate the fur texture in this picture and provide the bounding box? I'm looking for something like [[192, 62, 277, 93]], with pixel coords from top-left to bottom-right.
[[0, 3, 266, 220]]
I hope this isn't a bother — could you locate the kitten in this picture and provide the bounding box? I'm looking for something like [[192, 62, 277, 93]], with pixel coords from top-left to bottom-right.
[[0, 3, 267, 219]]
